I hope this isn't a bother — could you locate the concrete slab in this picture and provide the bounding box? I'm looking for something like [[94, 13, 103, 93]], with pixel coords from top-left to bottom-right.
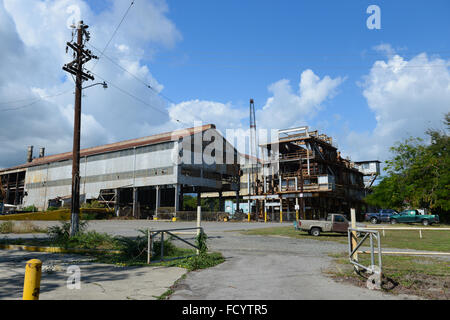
[[0, 250, 186, 300]]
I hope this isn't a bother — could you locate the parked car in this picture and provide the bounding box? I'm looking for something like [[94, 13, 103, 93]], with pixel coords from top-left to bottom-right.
[[389, 209, 439, 226], [364, 209, 398, 224], [296, 213, 350, 236]]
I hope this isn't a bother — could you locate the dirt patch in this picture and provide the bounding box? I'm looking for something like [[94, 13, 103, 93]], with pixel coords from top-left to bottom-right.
[[325, 260, 449, 300]]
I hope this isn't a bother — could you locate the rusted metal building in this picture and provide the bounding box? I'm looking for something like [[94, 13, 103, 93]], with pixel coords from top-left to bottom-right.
[[0, 124, 240, 218], [244, 126, 379, 221]]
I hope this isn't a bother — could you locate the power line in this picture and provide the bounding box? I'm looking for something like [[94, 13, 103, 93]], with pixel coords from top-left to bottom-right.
[[87, 42, 179, 105], [128, 61, 450, 71], [88, 70, 196, 125], [86, 45, 208, 125], [0, 89, 73, 112], [91, 1, 135, 71], [93, 49, 450, 59]]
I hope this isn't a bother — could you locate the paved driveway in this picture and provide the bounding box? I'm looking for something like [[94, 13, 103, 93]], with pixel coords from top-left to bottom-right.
[[0, 220, 419, 300], [169, 231, 418, 300]]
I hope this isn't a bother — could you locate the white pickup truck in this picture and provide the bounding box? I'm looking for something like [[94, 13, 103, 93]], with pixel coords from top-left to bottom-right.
[[296, 213, 350, 236]]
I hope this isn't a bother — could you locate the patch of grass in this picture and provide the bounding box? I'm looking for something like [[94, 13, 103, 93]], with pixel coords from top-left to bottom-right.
[[240, 226, 349, 243], [157, 288, 174, 300], [0, 208, 114, 221], [154, 274, 187, 300], [0, 221, 14, 233], [327, 252, 450, 299], [1, 227, 225, 274], [93, 231, 224, 271], [240, 226, 450, 252], [0, 221, 47, 234], [0, 221, 116, 250], [46, 221, 118, 250]]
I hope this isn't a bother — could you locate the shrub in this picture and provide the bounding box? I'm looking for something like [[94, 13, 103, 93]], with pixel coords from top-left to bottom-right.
[[47, 220, 89, 242], [196, 231, 208, 254], [22, 205, 38, 212], [81, 200, 105, 209], [115, 230, 148, 260], [152, 238, 178, 258], [46, 220, 116, 249]]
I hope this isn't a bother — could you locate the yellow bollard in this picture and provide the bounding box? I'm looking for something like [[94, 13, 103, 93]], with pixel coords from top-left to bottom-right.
[[23, 259, 42, 300]]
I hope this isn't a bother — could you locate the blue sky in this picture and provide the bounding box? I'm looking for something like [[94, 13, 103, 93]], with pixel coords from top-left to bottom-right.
[[0, 0, 449, 168], [96, 1, 448, 129]]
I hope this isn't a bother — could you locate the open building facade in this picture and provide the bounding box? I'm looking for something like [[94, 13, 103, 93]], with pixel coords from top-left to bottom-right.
[[242, 126, 380, 220], [0, 124, 240, 218], [0, 124, 378, 220]]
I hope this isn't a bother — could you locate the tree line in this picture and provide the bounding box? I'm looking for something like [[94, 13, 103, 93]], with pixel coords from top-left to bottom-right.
[[365, 113, 449, 223]]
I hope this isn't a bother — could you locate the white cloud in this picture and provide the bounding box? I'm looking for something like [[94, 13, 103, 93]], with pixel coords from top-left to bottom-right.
[[168, 99, 246, 131], [0, 0, 182, 168], [340, 51, 450, 162], [258, 69, 344, 130]]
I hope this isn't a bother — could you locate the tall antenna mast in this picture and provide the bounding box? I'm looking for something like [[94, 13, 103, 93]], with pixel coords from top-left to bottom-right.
[[249, 99, 258, 218]]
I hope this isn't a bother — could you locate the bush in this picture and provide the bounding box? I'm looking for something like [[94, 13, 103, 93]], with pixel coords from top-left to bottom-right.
[[196, 231, 208, 254], [152, 238, 178, 258], [47, 220, 89, 242], [22, 205, 38, 212], [115, 233, 148, 260], [81, 200, 105, 209], [46, 220, 116, 249]]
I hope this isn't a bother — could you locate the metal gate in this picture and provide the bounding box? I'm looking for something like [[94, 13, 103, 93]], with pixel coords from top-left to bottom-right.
[[348, 227, 383, 289]]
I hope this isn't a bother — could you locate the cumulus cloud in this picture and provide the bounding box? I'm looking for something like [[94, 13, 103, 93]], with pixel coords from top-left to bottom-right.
[[168, 100, 247, 130], [340, 51, 450, 162], [258, 69, 344, 130], [0, 0, 181, 168]]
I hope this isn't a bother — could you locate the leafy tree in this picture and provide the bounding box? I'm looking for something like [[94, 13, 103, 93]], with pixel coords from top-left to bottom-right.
[[366, 113, 449, 222]]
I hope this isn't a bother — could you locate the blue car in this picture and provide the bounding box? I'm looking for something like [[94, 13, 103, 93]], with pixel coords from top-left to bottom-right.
[[364, 209, 398, 224]]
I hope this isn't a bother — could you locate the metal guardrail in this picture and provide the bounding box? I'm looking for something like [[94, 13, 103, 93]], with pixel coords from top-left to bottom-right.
[[147, 227, 204, 264], [348, 227, 383, 288], [363, 226, 450, 239]]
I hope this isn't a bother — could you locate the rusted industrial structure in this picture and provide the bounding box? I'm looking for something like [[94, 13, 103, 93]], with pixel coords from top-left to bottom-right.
[[0, 124, 240, 218], [244, 126, 379, 221]]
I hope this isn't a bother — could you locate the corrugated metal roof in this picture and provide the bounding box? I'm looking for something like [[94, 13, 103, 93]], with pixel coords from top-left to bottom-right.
[[0, 124, 215, 173]]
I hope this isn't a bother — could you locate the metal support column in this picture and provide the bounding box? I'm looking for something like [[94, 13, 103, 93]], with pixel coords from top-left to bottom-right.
[[114, 189, 120, 217], [132, 187, 138, 218], [174, 184, 180, 216], [219, 191, 223, 212], [155, 186, 160, 218]]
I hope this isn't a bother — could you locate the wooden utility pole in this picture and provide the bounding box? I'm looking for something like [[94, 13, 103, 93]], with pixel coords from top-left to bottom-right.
[[63, 21, 97, 236]]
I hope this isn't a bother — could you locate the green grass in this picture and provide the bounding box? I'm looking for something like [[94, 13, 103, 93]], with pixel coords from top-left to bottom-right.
[[1, 223, 225, 272], [328, 252, 450, 299], [240, 225, 450, 252], [154, 274, 187, 300]]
